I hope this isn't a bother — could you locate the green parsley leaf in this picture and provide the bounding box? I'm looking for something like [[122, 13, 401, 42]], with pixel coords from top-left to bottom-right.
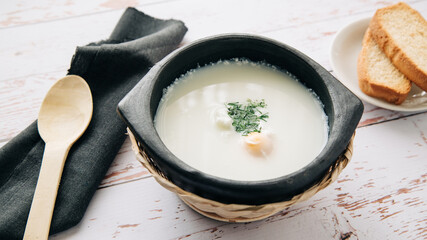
[[226, 99, 269, 135]]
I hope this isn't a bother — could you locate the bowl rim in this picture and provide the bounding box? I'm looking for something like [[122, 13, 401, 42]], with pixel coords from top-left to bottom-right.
[[118, 33, 363, 205]]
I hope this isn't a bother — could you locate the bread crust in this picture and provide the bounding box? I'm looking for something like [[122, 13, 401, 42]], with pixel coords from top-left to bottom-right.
[[357, 29, 410, 105], [369, 2, 427, 91]]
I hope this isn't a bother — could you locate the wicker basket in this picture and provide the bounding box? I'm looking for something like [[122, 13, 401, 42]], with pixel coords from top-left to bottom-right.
[[127, 128, 354, 223]]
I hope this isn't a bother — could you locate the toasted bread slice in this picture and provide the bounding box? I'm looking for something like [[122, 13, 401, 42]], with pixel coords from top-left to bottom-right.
[[358, 28, 411, 105], [369, 2, 427, 91]]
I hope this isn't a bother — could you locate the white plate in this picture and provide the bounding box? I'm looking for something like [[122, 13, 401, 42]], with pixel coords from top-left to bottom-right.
[[329, 17, 427, 112]]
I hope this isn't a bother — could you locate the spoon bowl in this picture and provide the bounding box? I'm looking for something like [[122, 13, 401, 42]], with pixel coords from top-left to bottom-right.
[[38, 75, 93, 143], [23, 75, 92, 240]]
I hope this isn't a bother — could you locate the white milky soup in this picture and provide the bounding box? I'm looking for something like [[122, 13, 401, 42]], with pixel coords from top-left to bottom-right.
[[154, 59, 329, 181]]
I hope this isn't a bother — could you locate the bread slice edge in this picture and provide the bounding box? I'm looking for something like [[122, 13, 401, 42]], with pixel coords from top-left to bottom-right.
[[369, 2, 427, 91], [357, 28, 411, 105]]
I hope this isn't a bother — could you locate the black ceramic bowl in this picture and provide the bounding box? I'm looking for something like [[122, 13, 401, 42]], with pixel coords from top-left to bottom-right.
[[118, 34, 363, 205]]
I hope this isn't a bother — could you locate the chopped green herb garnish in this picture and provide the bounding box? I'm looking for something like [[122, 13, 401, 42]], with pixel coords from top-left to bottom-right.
[[226, 99, 269, 135]]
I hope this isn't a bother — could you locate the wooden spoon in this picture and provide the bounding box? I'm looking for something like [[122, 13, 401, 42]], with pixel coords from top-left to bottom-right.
[[23, 75, 93, 240]]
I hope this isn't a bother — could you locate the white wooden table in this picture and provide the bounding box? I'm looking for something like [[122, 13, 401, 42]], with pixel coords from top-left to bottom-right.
[[1, 0, 426, 239]]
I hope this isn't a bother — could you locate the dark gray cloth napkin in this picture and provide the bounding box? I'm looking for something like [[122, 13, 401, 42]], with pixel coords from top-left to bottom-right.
[[0, 8, 187, 239]]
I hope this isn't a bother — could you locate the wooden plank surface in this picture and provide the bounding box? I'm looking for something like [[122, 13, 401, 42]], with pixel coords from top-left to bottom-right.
[[49, 112, 427, 240], [1, 0, 426, 239]]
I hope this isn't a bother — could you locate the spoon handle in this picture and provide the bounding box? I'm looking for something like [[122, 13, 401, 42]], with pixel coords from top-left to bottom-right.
[[23, 142, 71, 240]]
